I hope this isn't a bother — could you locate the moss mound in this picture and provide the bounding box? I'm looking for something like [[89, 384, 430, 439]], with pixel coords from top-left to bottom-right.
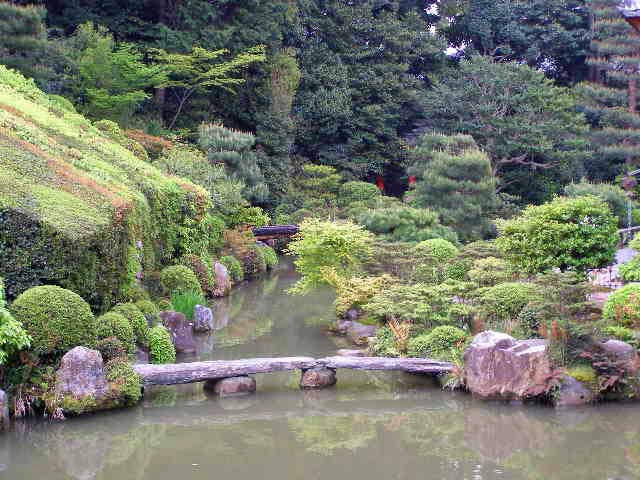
[[0, 66, 217, 310], [148, 325, 176, 364], [112, 303, 148, 345], [96, 312, 135, 354], [10, 285, 96, 355], [160, 265, 203, 296]]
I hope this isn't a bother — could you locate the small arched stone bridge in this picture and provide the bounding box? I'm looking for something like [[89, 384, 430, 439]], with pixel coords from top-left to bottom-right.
[[133, 356, 453, 391]]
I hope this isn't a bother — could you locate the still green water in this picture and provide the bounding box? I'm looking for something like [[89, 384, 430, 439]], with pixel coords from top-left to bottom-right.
[[3, 261, 640, 480]]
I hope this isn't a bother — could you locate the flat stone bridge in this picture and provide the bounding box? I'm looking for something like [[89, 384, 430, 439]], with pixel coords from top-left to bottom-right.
[[133, 356, 453, 392], [252, 225, 299, 242]]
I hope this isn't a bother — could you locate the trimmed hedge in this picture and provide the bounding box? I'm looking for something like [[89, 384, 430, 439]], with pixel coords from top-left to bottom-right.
[[10, 285, 96, 356], [160, 265, 203, 296], [148, 325, 176, 364], [96, 312, 135, 354], [135, 300, 160, 326], [112, 303, 149, 346], [0, 66, 217, 310]]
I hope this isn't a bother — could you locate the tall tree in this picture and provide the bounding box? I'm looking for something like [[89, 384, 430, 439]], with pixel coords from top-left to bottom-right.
[[575, 0, 640, 182], [409, 134, 498, 242], [421, 56, 590, 203], [447, 0, 591, 84]]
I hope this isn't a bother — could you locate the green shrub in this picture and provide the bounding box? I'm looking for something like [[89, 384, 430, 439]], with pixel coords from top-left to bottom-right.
[[322, 269, 395, 317], [157, 298, 172, 311], [496, 195, 618, 273], [364, 283, 469, 328], [468, 257, 514, 287], [602, 325, 637, 345], [564, 179, 636, 228], [179, 255, 214, 295], [477, 282, 541, 328], [371, 326, 400, 357], [407, 326, 468, 360], [227, 206, 271, 228], [338, 181, 380, 207], [619, 259, 640, 282], [10, 285, 96, 356], [412, 239, 459, 284], [220, 255, 244, 282], [148, 325, 176, 364], [170, 292, 206, 321], [96, 312, 135, 354], [96, 336, 127, 363], [135, 300, 160, 326], [603, 283, 640, 328], [160, 265, 203, 296], [261, 246, 278, 269], [105, 359, 142, 406], [0, 278, 30, 364], [112, 303, 149, 346]]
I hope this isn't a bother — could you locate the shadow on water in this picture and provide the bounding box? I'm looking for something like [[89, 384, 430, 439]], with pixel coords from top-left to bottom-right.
[[3, 259, 640, 480]]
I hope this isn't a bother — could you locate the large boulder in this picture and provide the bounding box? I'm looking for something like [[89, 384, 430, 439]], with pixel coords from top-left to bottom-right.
[[554, 375, 594, 407], [212, 262, 231, 297], [463, 331, 555, 400], [193, 305, 214, 333], [346, 321, 377, 345], [600, 339, 638, 374], [300, 368, 337, 389], [160, 311, 196, 354], [55, 346, 108, 401]]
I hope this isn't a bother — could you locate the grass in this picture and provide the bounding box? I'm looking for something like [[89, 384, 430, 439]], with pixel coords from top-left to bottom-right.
[[170, 292, 207, 321]]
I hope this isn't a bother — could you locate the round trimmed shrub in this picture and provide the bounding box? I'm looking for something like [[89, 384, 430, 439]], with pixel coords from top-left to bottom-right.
[[96, 336, 127, 363], [105, 359, 142, 406], [148, 325, 176, 364], [407, 326, 468, 360], [477, 282, 541, 324], [160, 265, 203, 296], [220, 256, 243, 282], [603, 283, 640, 328], [338, 181, 380, 207], [413, 238, 459, 284], [112, 303, 149, 345], [11, 285, 96, 355], [96, 312, 135, 354], [179, 254, 214, 295], [468, 257, 513, 287], [135, 300, 160, 326], [261, 246, 278, 269], [414, 238, 458, 261]]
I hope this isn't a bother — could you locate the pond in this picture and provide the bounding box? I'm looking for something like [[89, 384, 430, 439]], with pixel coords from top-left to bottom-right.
[[2, 260, 640, 480]]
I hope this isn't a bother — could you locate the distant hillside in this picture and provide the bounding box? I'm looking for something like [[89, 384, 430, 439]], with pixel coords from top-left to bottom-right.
[[0, 66, 213, 311]]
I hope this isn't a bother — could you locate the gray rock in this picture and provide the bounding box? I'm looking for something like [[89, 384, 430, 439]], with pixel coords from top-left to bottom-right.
[[212, 262, 231, 297], [463, 331, 554, 400], [346, 321, 377, 345], [344, 308, 362, 321], [134, 347, 149, 364], [55, 347, 108, 400], [335, 319, 353, 335], [601, 339, 638, 373], [554, 375, 594, 407], [204, 376, 256, 397], [193, 304, 214, 332], [300, 368, 337, 389], [160, 311, 197, 354]]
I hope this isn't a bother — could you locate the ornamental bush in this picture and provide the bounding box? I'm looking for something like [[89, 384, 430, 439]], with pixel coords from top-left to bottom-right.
[[96, 312, 135, 354], [603, 283, 640, 328], [496, 195, 618, 273], [468, 257, 514, 287], [407, 326, 468, 360], [148, 325, 176, 364], [322, 269, 395, 317], [135, 300, 160, 326], [105, 359, 142, 406], [261, 246, 278, 269], [412, 239, 459, 284], [618, 234, 640, 282], [220, 256, 244, 283], [179, 255, 214, 296], [96, 336, 127, 363], [0, 278, 30, 364], [477, 282, 542, 329], [160, 265, 203, 296], [112, 303, 149, 346], [338, 181, 380, 207], [11, 285, 96, 356]]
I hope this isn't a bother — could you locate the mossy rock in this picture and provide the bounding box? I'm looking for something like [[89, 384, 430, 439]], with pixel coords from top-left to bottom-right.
[[10, 285, 96, 356]]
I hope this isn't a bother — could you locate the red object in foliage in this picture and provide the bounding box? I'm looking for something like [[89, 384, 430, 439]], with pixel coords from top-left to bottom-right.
[[408, 175, 416, 186], [375, 175, 385, 192]]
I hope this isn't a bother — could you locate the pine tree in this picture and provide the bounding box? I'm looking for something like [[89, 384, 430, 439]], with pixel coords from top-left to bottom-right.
[[409, 134, 498, 242], [0, 3, 50, 86], [576, 0, 640, 181]]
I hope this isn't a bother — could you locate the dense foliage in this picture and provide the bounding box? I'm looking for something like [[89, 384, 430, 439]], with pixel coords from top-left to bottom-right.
[[148, 325, 176, 364]]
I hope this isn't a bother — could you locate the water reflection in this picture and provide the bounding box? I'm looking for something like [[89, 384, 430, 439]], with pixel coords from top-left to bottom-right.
[[3, 260, 640, 479]]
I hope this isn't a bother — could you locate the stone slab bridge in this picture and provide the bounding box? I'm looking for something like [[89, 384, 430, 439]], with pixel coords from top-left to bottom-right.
[[252, 225, 299, 242], [133, 356, 453, 394]]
